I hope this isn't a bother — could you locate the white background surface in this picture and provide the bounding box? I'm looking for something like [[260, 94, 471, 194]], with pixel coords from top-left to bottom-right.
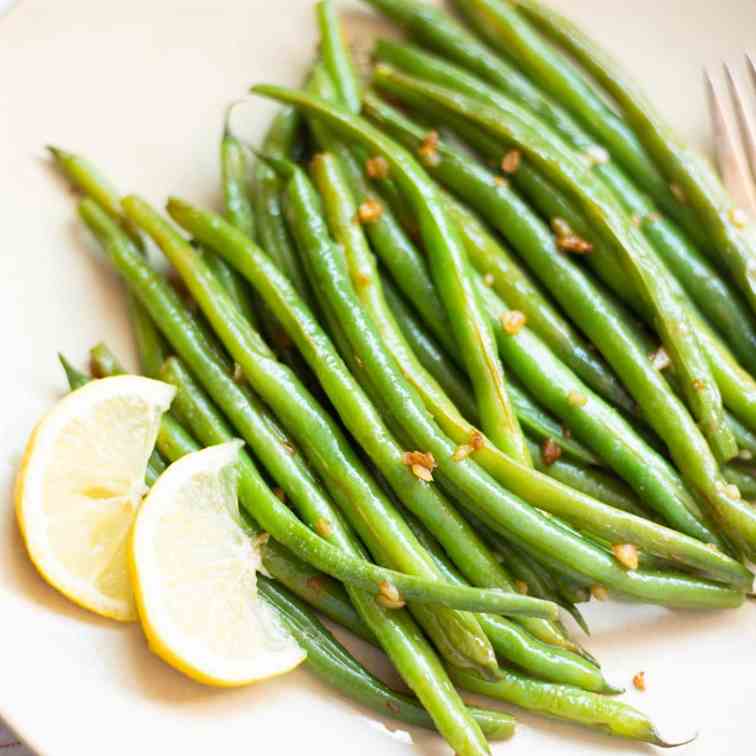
[[1, 1, 756, 754]]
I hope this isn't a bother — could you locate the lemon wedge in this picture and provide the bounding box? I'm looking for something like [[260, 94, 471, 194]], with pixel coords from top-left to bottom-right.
[[15, 375, 175, 621], [130, 441, 305, 686]]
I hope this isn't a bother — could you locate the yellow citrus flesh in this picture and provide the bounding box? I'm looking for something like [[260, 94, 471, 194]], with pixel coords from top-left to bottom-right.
[[15, 375, 175, 621], [130, 441, 305, 687]]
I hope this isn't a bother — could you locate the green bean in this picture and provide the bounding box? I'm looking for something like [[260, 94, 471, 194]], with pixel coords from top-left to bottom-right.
[[399, 508, 615, 692], [370, 42, 638, 417], [203, 252, 258, 328], [516, 0, 756, 315], [525, 439, 649, 520], [362, 91, 755, 556], [156, 413, 510, 743], [79, 197, 548, 615], [48, 146, 125, 220], [125, 292, 170, 377], [513, 166, 756, 459], [77, 200, 501, 756], [510, 385, 599, 468], [259, 576, 514, 740], [159, 359, 494, 751], [377, 225, 626, 476], [308, 140, 559, 596], [293, 154, 746, 599], [253, 106, 310, 301], [84, 341, 366, 642], [485, 533, 592, 633], [295, 90, 577, 650], [381, 274, 478, 421], [316, 0, 361, 115], [161, 195, 628, 660], [370, 115, 748, 540], [373, 65, 737, 467], [594, 234, 756, 438], [220, 119, 256, 241], [374, 37, 756, 379], [450, 666, 683, 745], [440, 118, 756, 465], [468, 508, 597, 592], [727, 415, 756, 461], [88, 341, 126, 378], [58, 354, 90, 391], [126, 197, 556, 678], [48, 145, 172, 380]]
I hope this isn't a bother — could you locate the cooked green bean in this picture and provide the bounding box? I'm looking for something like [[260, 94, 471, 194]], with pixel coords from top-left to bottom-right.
[[363, 96, 720, 530], [302, 112, 614, 680], [316, 0, 361, 115], [443, 193, 633, 415], [48, 145, 172, 379], [496, 136, 756, 438], [220, 120, 256, 241], [253, 107, 310, 300], [58, 354, 90, 391], [723, 464, 756, 501], [85, 343, 370, 644], [450, 666, 680, 745], [204, 252, 259, 328], [524, 439, 649, 520], [171, 193, 732, 599], [125, 292, 170, 377], [482, 532, 592, 633], [515, 0, 756, 316]]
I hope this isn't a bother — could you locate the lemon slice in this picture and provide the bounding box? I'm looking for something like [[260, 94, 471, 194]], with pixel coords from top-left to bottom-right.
[[15, 375, 176, 621], [130, 441, 305, 687]]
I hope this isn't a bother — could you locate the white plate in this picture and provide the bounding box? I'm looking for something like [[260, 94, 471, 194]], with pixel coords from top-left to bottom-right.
[[1, 1, 755, 754]]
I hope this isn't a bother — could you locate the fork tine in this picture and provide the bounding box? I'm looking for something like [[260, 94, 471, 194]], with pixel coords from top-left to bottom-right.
[[724, 62, 756, 187], [705, 68, 756, 217]]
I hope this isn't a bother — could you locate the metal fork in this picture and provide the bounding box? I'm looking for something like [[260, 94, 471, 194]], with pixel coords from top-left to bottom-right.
[[704, 55, 756, 217]]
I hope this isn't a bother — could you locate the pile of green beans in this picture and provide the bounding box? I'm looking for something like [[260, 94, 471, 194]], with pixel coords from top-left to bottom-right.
[[48, 0, 756, 751]]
